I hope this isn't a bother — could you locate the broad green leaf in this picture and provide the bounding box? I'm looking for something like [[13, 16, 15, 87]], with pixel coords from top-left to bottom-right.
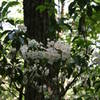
[[2, 1, 19, 17], [94, 0, 100, 3], [0, 1, 7, 11]]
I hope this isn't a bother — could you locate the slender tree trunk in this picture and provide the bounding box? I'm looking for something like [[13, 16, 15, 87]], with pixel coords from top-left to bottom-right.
[[23, 0, 56, 100]]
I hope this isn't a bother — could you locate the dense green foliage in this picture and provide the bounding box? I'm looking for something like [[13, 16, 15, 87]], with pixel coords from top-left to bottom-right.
[[0, 0, 100, 99]]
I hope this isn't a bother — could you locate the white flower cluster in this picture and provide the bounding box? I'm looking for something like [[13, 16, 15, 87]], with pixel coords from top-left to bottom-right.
[[17, 24, 27, 33], [54, 40, 70, 60], [92, 51, 100, 65], [20, 39, 70, 64], [28, 39, 39, 48], [45, 40, 70, 64], [20, 45, 28, 59]]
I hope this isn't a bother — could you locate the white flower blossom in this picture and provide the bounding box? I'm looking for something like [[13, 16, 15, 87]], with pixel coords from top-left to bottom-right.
[[54, 40, 70, 53], [45, 69, 49, 76], [20, 45, 28, 59], [62, 52, 70, 60], [92, 51, 100, 65], [45, 47, 61, 64], [54, 40, 70, 60], [39, 66, 42, 71], [54, 40, 63, 50], [43, 84, 47, 89], [47, 40, 55, 47], [27, 50, 44, 60], [32, 64, 37, 71], [20, 39, 70, 64], [28, 39, 39, 48], [17, 24, 27, 32]]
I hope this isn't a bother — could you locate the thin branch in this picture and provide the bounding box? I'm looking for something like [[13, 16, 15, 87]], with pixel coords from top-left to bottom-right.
[[61, 72, 82, 96]]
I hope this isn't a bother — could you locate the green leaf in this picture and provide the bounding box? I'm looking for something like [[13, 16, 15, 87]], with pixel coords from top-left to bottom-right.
[[94, 0, 100, 3], [1, 1, 19, 17], [92, 10, 100, 21], [36, 5, 46, 13], [0, 1, 7, 11], [7, 19, 15, 25], [94, 80, 100, 92]]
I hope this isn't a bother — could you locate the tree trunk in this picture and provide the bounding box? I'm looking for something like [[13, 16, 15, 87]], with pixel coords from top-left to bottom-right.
[[23, 0, 56, 100], [23, 0, 49, 44]]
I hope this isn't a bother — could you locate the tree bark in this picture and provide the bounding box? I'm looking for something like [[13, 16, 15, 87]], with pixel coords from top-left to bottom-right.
[[23, 0, 49, 45], [23, 0, 56, 100]]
